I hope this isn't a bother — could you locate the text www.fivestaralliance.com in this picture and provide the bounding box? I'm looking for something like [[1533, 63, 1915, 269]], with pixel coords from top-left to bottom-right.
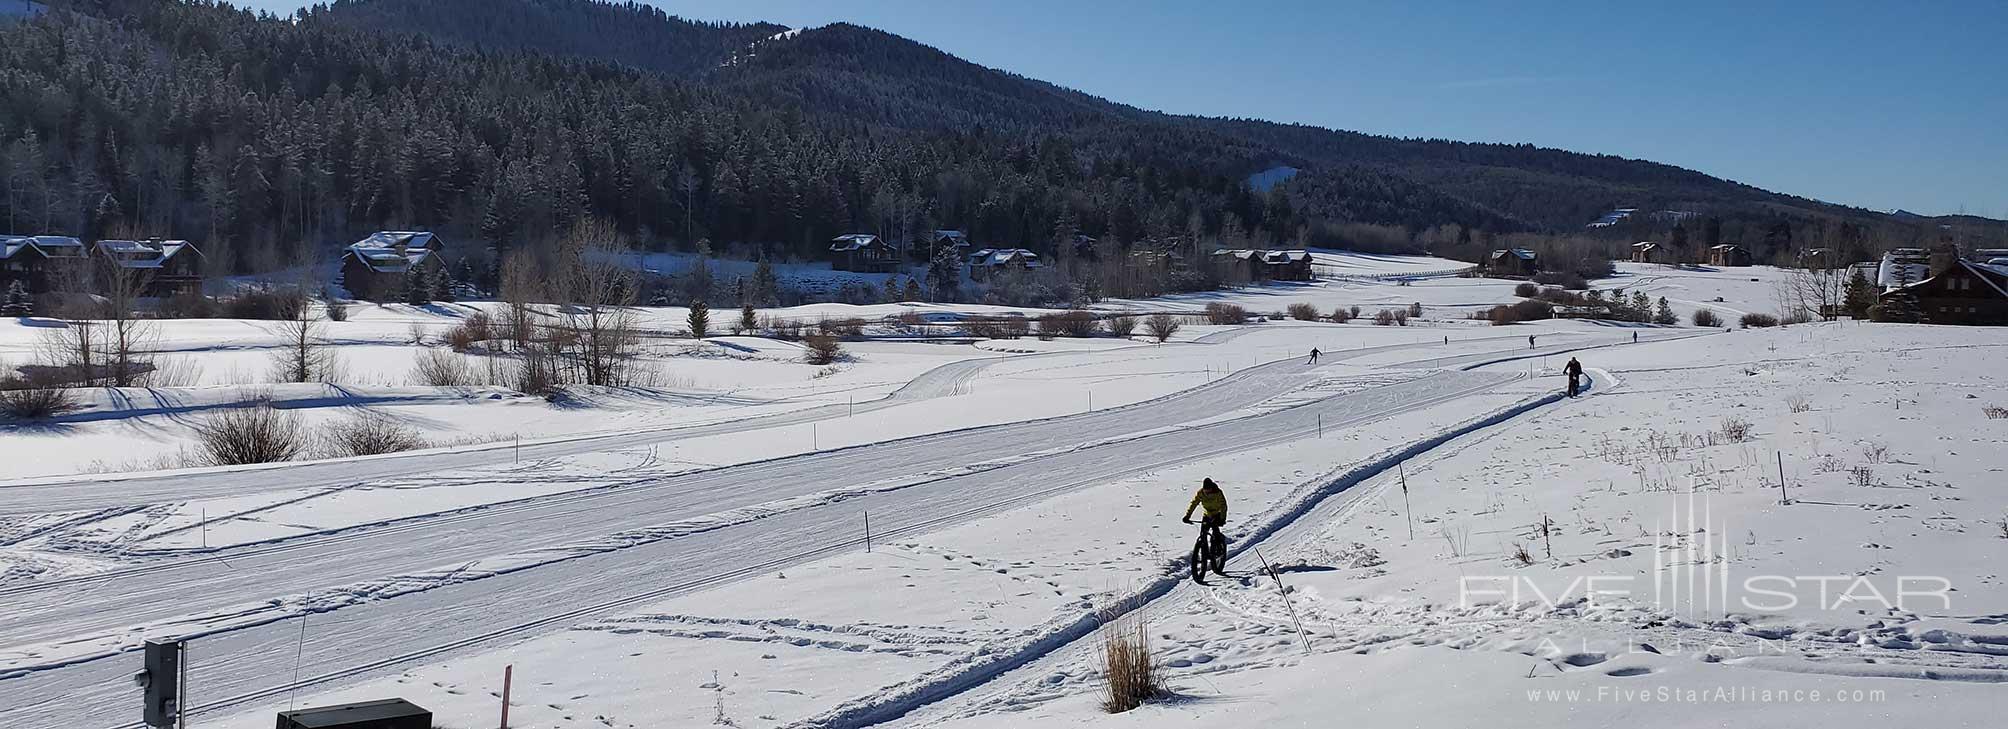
[[1526, 686, 1886, 704]]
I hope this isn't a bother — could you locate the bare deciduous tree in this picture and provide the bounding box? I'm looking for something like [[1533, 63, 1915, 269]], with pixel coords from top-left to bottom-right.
[[271, 311, 338, 383], [555, 217, 640, 386]]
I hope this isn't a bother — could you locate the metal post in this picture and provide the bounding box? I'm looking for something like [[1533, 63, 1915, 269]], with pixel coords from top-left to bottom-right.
[[500, 664, 513, 728], [514, 433, 520, 463], [1317, 414, 1322, 438], [864, 510, 872, 553], [812, 423, 818, 451], [1400, 463, 1414, 540], [176, 641, 188, 729], [1777, 451, 1788, 505], [200, 508, 206, 550]]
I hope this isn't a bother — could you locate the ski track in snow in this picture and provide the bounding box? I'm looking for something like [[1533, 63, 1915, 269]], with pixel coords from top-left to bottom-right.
[[0, 329, 1690, 728]]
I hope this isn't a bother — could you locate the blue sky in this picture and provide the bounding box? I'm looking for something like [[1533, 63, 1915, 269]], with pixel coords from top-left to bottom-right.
[[244, 0, 2005, 217]]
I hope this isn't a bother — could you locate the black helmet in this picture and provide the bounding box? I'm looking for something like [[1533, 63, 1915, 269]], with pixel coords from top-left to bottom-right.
[[1202, 478, 1218, 489]]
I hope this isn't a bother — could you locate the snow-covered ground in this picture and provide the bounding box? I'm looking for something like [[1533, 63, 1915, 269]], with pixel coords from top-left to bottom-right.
[[1, 259, 2000, 729]]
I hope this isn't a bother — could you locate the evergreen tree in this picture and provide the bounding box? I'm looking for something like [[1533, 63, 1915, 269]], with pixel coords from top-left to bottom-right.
[[1654, 297, 1677, 325], [902, 277, 922, 302], [429, 263, 454, 302], [685, 256, 714, 303], [404, 266, 430, 306], [0, 280, 34, 317], [1871, 290, 1923, 323], [686, 299, 710, 338], [928, 245, 961, 302], [750, 258, 780, 306], [1630, 291, 1653, 323], [882, 276, 901, 302], [1843, 268, 1876, 318], [738, 303, 757, 334]]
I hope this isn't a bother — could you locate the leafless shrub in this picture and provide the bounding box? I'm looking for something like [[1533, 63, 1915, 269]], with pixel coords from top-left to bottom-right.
[[1719, 417, 1752, 443], [1408, 302, 1424, 318], [1203, 302, 1247, 325], [762, 316, 804, 341], [1510, 542, 1534, 566], [1739, 312, 1779, 328], [319, 412, 427, 457], [1860, 442, 1889, 464], [323, 296, 350, 322], [195, 403, 307, 465], [1106, 315, 1137, 338], [1097, 609, 1162, 713], [805, 334, 844, 365], [1144, 314, 1181, 342], [0, 384, 81, 420], [443, 311, 493, 352], [1692, 308, 1721, 327], [1984, 405, 2007, 419], [1374, 308, 1396, 326], [1392, 309, 1410, 326], [515, 347, 561, 397], [1287, 303, 1319, 321], [411, 348, 477, 386], [1330, 308, 1352, 324], [1786, 395, 1812, 413], [816, 318, 865, 339], [1040, 310, 1101, 337], [1439, 522, 1471, 557], [1998, 515, 2007, 539]]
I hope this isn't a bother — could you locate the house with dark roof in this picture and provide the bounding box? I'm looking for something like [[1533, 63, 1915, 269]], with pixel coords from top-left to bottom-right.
[[1629, 241, 1667, 264], [0, 235, 88, 293], [1486, 248, 1539, 277], [829, 233, 898, 272], [916, 230, 971, 261], [1262, 250, 1314, 281], [1708, 244, 1752, 267], [967, 248, 1040, 281], [1879, 259, 2008, 326], [93, 239, 203, 296], [341, 231, 442, 301]]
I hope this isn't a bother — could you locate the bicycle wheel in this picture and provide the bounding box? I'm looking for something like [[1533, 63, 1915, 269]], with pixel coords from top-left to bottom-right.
[[1189, 537, 1207, 582], [1209, 530, 1227, 573]]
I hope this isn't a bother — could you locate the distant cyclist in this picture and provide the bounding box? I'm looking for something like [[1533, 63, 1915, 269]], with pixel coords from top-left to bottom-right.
[[1564, 357, 1584, 397], [1182, 478, 1229, 576], [1307, 348, 1321, 364]]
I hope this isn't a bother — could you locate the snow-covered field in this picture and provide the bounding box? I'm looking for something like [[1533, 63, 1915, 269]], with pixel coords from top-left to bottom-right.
[[0, 260, 2001, 729]]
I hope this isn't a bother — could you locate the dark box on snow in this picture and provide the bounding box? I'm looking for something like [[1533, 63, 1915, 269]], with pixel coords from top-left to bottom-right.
[[275, 698, 431, 729]]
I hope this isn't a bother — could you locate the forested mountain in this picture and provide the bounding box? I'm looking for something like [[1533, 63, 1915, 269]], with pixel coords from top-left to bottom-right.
[[0, 0, 1990, 286]]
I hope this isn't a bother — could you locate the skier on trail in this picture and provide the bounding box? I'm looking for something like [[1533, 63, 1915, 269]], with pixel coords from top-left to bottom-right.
[[1564, 357, 1584, 397], [1182, 478, 1229, 577], [1529, 335, 1536, 349], [1307, 348, 1321, 364]]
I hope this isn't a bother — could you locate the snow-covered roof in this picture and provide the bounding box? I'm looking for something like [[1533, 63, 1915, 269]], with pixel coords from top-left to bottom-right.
[[1, 235, 84, 260], [1878, 248, 1930, 290], [1491, 248, 1537, 260], [1632, 242, 1658, 251], [968, 248, 1040, 267], [346, 231, 438, 273], [1710, 244, 1745, 251], [95, 239, 198, 269], [1262, 250, 1312, 264], [932, 230, 968, 242], [354, 231, 437, 252], [829, 233, 882, 251]]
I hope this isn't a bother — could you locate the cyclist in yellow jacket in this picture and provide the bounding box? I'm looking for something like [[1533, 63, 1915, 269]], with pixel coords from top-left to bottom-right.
[[1182, 478, 1229, 576]]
